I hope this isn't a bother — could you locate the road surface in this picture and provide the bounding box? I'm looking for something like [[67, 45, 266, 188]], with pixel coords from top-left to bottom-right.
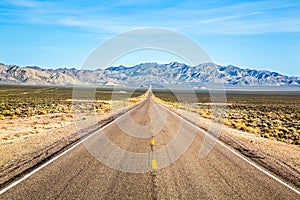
[[1, 95, 299, 199]]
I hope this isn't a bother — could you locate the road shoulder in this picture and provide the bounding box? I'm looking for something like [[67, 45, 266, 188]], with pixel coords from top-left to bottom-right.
[[161, 103, 300, 190]]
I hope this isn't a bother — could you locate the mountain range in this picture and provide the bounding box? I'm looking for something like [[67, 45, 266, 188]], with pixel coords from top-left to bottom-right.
[[0, 62, 299, 87]]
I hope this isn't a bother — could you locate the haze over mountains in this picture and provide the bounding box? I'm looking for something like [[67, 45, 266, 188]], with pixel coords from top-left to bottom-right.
[[0, 62, 299, 87]]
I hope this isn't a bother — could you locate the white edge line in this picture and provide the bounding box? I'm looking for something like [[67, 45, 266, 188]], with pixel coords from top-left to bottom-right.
[[155, 100, 300, 195], [2, 99, 299, 195], [0, 104, 139, 195], [173, 108, 300, 195]]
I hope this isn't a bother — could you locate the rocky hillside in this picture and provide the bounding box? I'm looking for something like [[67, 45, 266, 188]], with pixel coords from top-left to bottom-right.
[[0, 62, 299, 87]]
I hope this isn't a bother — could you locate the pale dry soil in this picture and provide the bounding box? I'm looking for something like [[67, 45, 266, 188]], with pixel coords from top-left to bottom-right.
[[0, 112, 112, 187], [167, 105, 300, 189], [1, 97, 299, 191], [0, 94, 146, 188]]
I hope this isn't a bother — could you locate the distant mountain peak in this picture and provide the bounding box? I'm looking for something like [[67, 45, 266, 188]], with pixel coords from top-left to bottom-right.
[[0, 62, 299, 87], [106, 65, 128, 71]]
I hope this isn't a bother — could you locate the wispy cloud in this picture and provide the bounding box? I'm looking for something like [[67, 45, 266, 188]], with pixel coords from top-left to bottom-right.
[[201, 19, 300, 35], [1, 0, 300, 75], [3, 0, 42, 8], [1, 0, 300, 35], [196, 12, 263, 24], [58, 18, 92, 27]]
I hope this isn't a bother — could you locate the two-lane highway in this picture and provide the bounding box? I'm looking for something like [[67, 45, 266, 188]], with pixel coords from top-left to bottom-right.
[[1, 96, 299, 199]]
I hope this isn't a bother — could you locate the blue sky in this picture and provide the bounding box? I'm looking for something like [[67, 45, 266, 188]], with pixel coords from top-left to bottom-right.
[[1, 0, 300, 75]]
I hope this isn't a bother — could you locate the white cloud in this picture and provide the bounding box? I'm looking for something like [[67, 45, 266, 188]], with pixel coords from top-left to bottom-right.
[[58, 18, 91, 27], [1, 0, 300, 35], [196, 12, 263, 24], [3, 0, 45, 8]]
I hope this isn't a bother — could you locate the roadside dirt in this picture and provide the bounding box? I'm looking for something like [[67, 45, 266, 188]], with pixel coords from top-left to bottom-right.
[[166, 105, 300, 189], [1, 98, 299, 191], [0, 111, 119, 188], [0, 93, 148, 189]]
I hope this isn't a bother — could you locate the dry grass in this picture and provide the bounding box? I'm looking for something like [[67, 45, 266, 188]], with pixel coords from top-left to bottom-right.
[[154, 91, 300, 146], [0, 85, 147, 185], [0, 85, 145, 119]]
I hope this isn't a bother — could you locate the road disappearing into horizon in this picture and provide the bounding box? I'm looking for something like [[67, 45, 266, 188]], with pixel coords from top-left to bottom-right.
[[1, 92, 299, 199]]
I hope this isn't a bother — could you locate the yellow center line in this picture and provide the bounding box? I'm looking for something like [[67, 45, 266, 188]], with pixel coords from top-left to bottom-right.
[[151, 139, 155, 146], [151, 160, 157, 170], [149, 113, 157, 170]]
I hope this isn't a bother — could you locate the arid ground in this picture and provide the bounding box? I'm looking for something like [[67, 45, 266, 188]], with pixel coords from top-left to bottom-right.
[[0, 85, 299, 195]]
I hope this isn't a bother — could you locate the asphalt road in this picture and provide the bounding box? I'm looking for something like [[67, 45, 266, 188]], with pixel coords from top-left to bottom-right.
[[1, 95, 299, 199]]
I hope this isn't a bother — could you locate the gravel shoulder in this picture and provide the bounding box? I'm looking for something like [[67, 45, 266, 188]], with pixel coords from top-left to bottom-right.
[[0, 102, 141, 188], [1, 93, 299, 196], [0, 91, 147, 189], [165, 104, 300, 189], [1, 97, 299, 199]]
